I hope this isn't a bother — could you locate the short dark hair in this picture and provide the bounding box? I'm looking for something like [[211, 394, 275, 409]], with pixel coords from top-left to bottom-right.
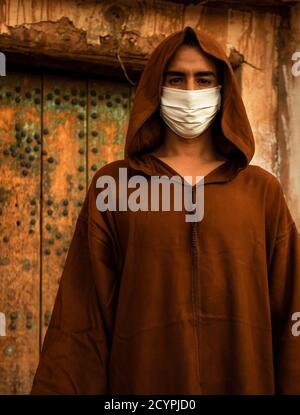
[[182, 29, 201, 48], [182, 29, 223, 84]]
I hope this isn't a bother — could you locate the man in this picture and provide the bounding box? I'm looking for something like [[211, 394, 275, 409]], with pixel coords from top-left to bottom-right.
[[31, 26, 300, 395], [151, 30, 228, 185]]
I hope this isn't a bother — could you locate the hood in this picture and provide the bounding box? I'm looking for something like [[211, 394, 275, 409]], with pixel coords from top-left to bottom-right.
[[124, 26, 255, 183]]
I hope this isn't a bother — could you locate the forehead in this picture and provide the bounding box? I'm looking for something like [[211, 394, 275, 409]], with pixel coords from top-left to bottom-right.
[[164, 44, 218, 71]]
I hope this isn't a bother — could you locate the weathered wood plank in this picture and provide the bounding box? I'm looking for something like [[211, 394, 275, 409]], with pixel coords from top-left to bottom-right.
[[87, 79, 133, 186], [0, 0, 250, 78], [41, 75, 87, 343], [166, 0, 299, 7], [0, 72, 41, 394]]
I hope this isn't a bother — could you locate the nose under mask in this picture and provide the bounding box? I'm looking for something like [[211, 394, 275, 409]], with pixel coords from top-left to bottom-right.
[[160, 85, 222, 139]]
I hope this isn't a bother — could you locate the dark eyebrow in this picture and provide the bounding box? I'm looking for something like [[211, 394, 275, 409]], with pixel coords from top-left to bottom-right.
[[164, 71, 216, 77]]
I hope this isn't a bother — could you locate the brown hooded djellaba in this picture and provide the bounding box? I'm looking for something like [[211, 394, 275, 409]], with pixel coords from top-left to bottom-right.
[[30, 26, 300, 395]]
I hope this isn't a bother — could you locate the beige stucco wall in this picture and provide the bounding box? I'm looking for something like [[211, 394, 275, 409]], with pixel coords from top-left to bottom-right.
[[289, 3, 300, 227]]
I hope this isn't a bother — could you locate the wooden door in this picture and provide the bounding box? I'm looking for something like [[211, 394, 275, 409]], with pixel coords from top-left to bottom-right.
[[0, 70, 135, 394]]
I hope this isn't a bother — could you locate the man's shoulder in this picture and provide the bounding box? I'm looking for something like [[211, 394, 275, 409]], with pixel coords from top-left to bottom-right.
[[243, 163, 282, 191]]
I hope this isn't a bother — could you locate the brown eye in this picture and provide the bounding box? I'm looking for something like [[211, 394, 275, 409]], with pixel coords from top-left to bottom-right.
[[169, 78, 182, 84], [197, 79, 211, 85]]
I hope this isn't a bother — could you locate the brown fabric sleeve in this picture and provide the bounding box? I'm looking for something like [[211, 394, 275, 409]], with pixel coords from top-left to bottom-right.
[[268, 184, 300, 394], [30, 175, 118, 394]]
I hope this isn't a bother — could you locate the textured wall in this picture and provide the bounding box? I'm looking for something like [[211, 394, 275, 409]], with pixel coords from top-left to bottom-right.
[[287, 3, 300, 228]]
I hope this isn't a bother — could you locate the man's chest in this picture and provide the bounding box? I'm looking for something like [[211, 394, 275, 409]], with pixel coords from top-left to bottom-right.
[[155, 157, 227, 185]]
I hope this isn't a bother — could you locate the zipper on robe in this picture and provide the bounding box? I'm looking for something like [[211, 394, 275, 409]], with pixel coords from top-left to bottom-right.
[[191, 187, 201, 392]]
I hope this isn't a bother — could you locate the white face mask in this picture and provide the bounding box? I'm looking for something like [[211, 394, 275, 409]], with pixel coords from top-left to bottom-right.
[[160, 85, 222, 139]]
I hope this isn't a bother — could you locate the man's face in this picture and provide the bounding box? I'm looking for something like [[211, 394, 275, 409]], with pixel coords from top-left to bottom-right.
[[162, 44, 220, 90]]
